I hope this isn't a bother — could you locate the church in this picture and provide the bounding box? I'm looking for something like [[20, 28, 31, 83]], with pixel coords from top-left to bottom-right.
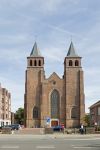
[[24, 41, 85, 128]]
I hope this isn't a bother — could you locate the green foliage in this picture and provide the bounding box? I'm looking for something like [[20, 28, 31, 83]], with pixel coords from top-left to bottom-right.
[[83, 114, 90, 127], [15, 107, 24, 125]]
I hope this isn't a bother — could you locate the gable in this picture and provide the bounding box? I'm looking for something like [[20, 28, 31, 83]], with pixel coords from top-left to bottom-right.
[[47, 72, 62, 82]]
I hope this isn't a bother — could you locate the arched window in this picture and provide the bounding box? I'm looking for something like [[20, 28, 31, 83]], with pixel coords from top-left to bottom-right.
[[34, 60, 37, 66], [71, 107, 77, 119], [75, 60, 79, 66], [69, 60, 73, 66], [33, 106, 38, 119], [51, 89, 60, 118], [30, 60, 32, 66], [38, 60, 41, 66]]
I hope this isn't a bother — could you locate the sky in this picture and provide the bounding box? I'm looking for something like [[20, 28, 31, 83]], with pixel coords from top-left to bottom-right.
[[0, 0, 100, 113]]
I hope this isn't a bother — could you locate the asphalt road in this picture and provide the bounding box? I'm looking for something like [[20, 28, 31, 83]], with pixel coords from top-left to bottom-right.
[[0, 134, 100, 150]]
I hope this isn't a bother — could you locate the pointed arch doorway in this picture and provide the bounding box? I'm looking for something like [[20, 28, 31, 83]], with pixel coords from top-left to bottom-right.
[[50, 89, 60, 127]]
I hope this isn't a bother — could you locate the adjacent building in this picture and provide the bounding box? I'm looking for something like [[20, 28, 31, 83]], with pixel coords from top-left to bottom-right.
[[0, 84, 11, 127], [11, 112, 15, 124], [24, 41, 85, 128], [90, 100, 100, 126]]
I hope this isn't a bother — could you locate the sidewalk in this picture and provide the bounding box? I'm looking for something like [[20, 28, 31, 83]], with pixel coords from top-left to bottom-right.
[[51, 133, 100, 138], [12, 130, 100, 138], [1, 127, 100, 138], [0, 132, 100, 140]]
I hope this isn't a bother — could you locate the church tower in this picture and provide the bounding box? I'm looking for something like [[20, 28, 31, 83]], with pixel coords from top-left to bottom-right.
[[24, 42, 44, 127], [24, 41, 85, 128], [64, 42, 85, 128]]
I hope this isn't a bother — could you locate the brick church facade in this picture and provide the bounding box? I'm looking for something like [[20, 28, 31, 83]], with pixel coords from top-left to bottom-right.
[[24, 41, 85, 128]]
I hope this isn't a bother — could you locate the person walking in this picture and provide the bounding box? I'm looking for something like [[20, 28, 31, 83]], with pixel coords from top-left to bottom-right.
[[80, 124, 84, 134]]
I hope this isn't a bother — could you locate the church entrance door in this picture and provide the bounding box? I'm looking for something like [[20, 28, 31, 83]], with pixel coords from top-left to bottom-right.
[[51, 119, 59, 127]]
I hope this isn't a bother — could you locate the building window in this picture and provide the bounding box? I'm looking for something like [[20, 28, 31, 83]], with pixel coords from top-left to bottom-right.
[[75, 60, 79, 66], [51, 89, 60, 118], [6, 91, 8, 96], [2, 89, 5, 95], [1, 122, 4, 126], [69, 60, 73, 66], [2, 98, 4, 103], [98, 107, 100, 115], [71, 107, 77, 119], [2, 106, 4, 110], [30, 60, 32, 66], [2, 114, 4, 119], [6, 114, 8, 118], [33, 106, 38, 119], [38, 60, 41, 66], [34, 60, 37, 66]]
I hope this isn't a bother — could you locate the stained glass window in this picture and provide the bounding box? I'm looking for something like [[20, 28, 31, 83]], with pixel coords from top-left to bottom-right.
[[51, 90, 59, 118], [33, 106, 38, 119]]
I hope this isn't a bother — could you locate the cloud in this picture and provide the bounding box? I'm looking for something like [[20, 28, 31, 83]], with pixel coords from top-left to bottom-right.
[[85, 86, 100, 112], [43, 47, 65, 62], [0, 0, 100, 114], [0, 0, 62, 14], [0, 76, 24, 112], [84, 66, 100, 112]]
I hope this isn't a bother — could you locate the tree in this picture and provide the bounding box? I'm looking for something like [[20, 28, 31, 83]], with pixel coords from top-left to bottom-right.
[[15, 107, 24, 125], [83, 114, 90, 127]]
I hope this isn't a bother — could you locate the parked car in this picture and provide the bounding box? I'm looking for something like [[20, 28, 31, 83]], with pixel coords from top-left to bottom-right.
[[52, 125, 63, 131], [10, 124, 21, 130], [2, 124, 21, 130], [0, 125, 12, 132]]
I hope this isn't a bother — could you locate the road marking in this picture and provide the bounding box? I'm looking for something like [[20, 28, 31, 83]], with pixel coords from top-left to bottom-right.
[[36, 145, 55, 149], [0, 145, 19, 149], [64, 138, 100, 141], [73, 147, 92, 149]]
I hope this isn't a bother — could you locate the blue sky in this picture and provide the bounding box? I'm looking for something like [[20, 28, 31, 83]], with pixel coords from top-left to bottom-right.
[[0, 0, 100, 113]]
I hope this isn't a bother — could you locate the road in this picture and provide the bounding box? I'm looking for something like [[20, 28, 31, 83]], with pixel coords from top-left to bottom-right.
[[0, 134, 100, 150]]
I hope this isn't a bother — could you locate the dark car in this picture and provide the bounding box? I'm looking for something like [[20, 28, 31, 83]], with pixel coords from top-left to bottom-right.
[[10, 124, 21, 130], [1, 124, 20, 130], [0, 125, 12, 131], [52, 125, 63, 131]]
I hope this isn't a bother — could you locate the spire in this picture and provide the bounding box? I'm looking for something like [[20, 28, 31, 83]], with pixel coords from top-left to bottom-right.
[[30, 42, 42, 57], [67, 41, 79, 57]]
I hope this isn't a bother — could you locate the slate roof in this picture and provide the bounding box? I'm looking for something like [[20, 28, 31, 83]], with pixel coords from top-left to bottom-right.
[[30, 42, 42, 57], [67, 41, 79, 57]]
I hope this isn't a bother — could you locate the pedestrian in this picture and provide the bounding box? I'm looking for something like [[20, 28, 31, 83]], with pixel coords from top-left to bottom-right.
[[62, 125, 65, 134], [80, 124, 84, 134]]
